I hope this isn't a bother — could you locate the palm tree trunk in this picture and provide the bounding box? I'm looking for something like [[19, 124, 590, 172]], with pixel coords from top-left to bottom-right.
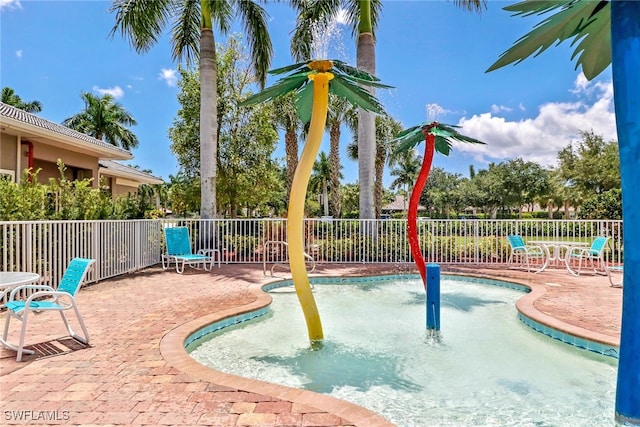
[[284, 129, 298, 205], [374, 139, 385, 218], [200, 28, 217, 219], [287, 73, 329, 342], [357, 0, 376, 219], [408, 135, 435, 288], [329, 124, 341, 217], [612, 2, 640, 423]]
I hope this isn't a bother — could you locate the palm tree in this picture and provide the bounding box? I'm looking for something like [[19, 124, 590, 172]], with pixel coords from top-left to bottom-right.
[[310, 151, 333, 216], [486, 2, 639, 422], [242, 59, 390, 342], [327, 94, 356, 217], [63, 92, 139, 150], [110, 0, 272, 219], [392, 122, 484, 287], [1, 87, 42, 113], [346, 113, 403, 217], [389, 150, 421, 207], [291, 0, 485, 219], [272, 93, 301, 205]]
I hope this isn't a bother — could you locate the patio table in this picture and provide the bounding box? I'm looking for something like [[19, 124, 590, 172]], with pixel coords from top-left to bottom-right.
[[0, 271, 40, 354], [529, 240, 590, 273], [0, 272, 40, 297]]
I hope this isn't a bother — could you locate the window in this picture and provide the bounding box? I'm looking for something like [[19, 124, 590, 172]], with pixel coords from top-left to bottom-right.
[[0, 169, 15, 182]]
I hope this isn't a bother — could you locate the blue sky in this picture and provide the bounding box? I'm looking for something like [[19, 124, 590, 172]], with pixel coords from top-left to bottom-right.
[[1, 0, 616, 187]]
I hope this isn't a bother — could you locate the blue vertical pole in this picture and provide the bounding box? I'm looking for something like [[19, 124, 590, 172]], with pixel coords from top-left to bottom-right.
[[426, 263, 440, 330], [612, 2, 640, 424]]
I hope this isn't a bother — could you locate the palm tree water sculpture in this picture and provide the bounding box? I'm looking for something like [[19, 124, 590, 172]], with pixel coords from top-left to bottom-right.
[[242, 59, 390, 341], [392, 122, 484, 287], [486, 1, 639, 423]]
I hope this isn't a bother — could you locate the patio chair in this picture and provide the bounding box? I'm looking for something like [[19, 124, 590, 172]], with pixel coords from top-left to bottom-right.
[[566, 236, 609, 276], [1, 257, 95, 362], [506, 235, 545, 273], [162, 226, 220, 274], [606, 265, 623, 288]]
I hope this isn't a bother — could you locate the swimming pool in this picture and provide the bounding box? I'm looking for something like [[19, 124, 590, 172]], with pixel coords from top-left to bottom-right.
[[189, 276, 617, 426]]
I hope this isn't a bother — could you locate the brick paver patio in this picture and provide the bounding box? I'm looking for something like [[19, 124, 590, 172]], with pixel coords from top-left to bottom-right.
[[0, 263, 622, 426]]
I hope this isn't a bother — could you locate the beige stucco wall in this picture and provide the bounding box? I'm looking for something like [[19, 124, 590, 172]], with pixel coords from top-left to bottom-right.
[[0, 133, 18, 171], [30, 142, 98, 187]]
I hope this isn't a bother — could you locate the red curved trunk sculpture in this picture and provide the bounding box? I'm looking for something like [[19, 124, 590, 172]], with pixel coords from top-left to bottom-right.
[[407, 132, 435, 288]]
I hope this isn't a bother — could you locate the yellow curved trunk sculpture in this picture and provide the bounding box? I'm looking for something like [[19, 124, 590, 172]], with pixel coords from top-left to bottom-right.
[[287, 68, 333, 342]]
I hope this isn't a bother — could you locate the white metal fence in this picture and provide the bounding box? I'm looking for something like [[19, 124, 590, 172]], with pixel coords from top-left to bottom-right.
[[0, 218, 624, 301]]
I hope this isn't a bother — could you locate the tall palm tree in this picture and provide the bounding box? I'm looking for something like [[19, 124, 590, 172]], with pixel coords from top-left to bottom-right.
[[486, 2, 639, 422], [392, 122, 484, 287], [347, 113, 403, 217], [310, 151, 334, 216], [110, 0, 272, 219], [291, 0, 485, 219], [272, 93, 301, 205], [63, 92, 139, 150], [1, 87, 42, 113], [242, 59, 390, 342], [327, 94, 356, 217]]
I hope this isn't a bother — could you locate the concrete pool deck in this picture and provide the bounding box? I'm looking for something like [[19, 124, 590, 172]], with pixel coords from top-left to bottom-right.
[[0, 263, 622, 426]]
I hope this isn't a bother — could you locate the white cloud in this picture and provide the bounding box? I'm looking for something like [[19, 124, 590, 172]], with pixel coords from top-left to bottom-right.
[[93, 85, 125, 99], [15, 49, 22, 58], [159, 68, 178, 87], [456, 77, 616, 168], [0, 0, 21, 11], [490, 104, 512, 114]]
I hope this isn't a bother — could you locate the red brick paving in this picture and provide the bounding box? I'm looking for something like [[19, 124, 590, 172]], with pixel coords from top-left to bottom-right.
[[0, 263, 621, 426]]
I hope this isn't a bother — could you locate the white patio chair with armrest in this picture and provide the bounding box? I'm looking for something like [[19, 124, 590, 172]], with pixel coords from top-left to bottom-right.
[[506, 235, 545, 272], [566, 236, 609, 276], [162, 226, 220, 274], [1, 257, 95, 362]]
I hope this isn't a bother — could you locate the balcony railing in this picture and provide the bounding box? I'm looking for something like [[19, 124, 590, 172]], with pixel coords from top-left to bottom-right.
[[0, 218, 623, 304]]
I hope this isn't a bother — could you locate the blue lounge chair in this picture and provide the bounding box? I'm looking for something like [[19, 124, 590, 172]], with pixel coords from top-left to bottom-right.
[[162, 226, 220, 274], [1, 258, 95, 361], [566, 236, 609, 276], [506, 235, 545, 273]]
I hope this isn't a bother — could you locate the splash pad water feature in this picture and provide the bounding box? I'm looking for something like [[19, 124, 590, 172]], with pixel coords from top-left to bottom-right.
[[189, 276, 617, 426]]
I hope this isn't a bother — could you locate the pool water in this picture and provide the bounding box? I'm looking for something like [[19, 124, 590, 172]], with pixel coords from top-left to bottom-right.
[[189, 277, 617, 426]]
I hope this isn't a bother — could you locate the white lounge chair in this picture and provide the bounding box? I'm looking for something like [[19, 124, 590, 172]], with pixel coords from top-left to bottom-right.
[[162, 226, 220, 273]]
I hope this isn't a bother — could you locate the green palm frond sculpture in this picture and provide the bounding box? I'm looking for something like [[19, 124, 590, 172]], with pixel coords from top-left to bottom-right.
[[486, 0, 610, 80], [243, 59, 391, 123]]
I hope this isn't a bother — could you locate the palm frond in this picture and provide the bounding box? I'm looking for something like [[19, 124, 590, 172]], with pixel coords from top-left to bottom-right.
[[171, 0, 201, 64], [329, 76, 385, 114], [391, 127, 425, 154], [486, 0, 611, 80], [268, 61, 310, 76], [240, 73, 310, 106], [434, 137, 453, 156], [236, 0, 273, 87], [332, 60, 381, 82], [295, 83, 315, 124], [392, 122, 485, 156], [109, 0, 172, 53]]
